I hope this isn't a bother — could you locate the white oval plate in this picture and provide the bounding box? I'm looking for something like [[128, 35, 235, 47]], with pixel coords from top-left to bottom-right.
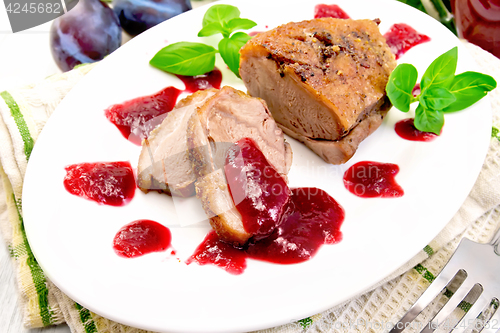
[[23, 0, 491, 332]]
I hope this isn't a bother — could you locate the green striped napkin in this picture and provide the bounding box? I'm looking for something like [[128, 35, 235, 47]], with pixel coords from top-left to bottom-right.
[[0, 41, 499, 333]]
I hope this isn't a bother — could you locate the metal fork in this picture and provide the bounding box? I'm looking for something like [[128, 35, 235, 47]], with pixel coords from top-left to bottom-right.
[[389, 227, 500, 333]]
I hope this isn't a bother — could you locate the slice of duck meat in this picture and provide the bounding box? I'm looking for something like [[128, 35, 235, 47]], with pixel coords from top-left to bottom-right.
[[186, 86, 293, 245], [136, 89, 217, 197], [239, 18, 397, 164], [224, 138, 291, 241]]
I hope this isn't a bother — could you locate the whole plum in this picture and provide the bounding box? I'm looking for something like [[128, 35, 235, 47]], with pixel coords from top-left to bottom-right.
[[113, 0, 192, 36], [50, 0, 122, 72]]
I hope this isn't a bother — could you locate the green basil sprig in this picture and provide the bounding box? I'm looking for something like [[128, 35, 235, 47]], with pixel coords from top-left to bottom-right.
[[150, 4, 256, 78], [386, 46, 496, 135]]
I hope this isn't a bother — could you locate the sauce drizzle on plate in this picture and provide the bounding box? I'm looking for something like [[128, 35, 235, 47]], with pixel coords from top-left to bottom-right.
[[63, 161, 136, 206], [113, 219, 172, 258], [343, 161, 404, 198], [395, 118, 439, 142], [187, 140, 345, 274], [187, 187, 344, 274], [384, 23, 431, 59], [104, 68, 222, 145]]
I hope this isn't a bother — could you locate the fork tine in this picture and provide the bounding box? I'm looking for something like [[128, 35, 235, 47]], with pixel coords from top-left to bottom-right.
[[419, 278, 478, 333], [477, 302, 500, 333], [450, 291, 491, 333], [389, 233, 500, 333], [388, 270, 458, 333]]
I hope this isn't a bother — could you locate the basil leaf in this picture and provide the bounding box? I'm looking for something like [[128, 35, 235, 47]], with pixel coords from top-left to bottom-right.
[[443, 71, 497, 112], [150, 42, 218, 76], [414, 104, 444, 134], [386, 63, 418, 112], [198, 22, 226, 37], [202, 4, 240, 27], [218, 32, 252, 78], [225, 18, 257, 34], [229, 31, 252, 44], [420, 86, 456, 110], [420, 46, 457, 90]]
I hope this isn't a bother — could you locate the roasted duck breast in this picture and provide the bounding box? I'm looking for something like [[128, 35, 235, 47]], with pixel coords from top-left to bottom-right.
[[239, 18, 397, 164]]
